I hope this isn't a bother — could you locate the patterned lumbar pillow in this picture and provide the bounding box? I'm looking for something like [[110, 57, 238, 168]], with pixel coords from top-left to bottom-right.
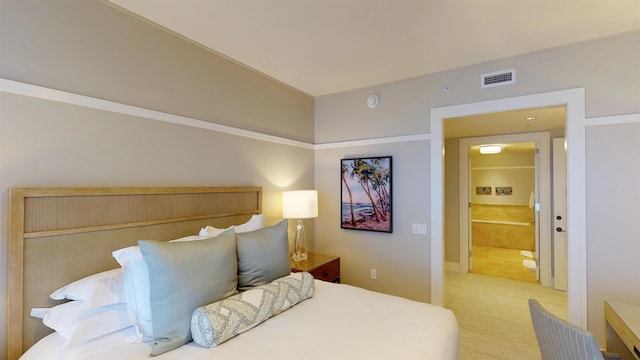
[[191, 271, 315, 348]]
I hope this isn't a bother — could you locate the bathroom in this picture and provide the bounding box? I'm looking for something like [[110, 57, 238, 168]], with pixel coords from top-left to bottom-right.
[[469, 142, 537, 282]]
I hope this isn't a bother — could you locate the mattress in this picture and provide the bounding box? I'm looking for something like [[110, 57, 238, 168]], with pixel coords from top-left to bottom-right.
[[21, 280, 459, 360]]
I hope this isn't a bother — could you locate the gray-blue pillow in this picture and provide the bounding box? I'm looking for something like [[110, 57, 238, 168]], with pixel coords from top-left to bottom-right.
[[236, 219, 290, 291], [138, 228, 237, 356]]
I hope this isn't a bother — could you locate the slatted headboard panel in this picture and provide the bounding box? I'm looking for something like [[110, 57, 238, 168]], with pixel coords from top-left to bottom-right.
[[6, 186, 262, 360]]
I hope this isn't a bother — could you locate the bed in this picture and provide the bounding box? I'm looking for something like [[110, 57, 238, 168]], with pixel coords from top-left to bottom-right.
[[6, 186, 459, 360]]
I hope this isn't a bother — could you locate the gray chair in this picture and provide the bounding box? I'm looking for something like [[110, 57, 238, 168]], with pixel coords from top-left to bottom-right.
[[528, 299, 621, 360]]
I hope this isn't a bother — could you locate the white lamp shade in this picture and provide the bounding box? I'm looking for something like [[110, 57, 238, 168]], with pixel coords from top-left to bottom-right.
[[282, 190, 318, 219]]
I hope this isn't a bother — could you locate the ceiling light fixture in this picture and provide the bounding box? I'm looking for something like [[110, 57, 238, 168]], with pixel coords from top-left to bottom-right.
[[479, 145, 502, 154]]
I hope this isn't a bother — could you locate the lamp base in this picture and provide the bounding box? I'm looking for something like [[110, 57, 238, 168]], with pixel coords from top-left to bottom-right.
[[292, 252, 308, 262], [292, 219, 308, 262]]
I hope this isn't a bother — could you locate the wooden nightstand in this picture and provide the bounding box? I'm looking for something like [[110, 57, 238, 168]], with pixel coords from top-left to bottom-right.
[[290, 252, 340, 283]]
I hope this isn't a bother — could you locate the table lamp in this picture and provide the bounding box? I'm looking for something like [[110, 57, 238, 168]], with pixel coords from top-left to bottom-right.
[[282, 190, 318, 262]]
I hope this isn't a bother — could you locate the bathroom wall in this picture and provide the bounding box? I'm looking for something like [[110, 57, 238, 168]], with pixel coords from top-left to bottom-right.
[[472, 204, 535, 250]]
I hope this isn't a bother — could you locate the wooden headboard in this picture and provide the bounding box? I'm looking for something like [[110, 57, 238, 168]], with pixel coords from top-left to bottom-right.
[[6, 186, 262, 360]]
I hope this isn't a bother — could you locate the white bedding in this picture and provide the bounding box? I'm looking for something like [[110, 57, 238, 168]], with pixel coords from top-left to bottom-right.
[[21, 280, 459, 360]]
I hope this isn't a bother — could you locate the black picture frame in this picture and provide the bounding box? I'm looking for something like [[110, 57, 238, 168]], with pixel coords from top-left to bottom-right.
[[340, 156, 392, 233]]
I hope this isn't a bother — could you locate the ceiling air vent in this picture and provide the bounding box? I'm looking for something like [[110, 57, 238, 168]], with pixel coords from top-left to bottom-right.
[[481, 69, 516, 88]]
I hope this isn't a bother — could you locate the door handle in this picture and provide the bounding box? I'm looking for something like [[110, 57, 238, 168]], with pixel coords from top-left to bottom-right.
[[556, 227, 566, 233]]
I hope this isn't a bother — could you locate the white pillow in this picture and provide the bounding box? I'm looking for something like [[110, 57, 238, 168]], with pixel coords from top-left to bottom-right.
[[199, 214, 265, 237], [49, 269, 125, 308], [112, 245, 153, 340], [31, 301, 131, 350], [198, 226, 225, 237], [169, 234, 210, 243], [235, 214, 265, 233]]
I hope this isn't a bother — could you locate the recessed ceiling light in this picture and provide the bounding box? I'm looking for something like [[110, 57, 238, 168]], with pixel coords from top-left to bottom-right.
[[526, 116, 536, 121]]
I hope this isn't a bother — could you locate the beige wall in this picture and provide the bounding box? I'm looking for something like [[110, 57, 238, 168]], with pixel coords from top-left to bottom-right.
[[315, 141, 430, 301], [315, 29, 640, 347], [0, 2, 315, 358], [444, 139, 460, 264], [0, 1, 314, 143], [585, 121, 640, 344]]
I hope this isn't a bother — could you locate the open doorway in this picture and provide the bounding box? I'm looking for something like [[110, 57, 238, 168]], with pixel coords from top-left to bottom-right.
[[461, 137, 543, 284], [457, 130, 571, 290], [430, 88, 586, 327], [446, 111, 558, 288]]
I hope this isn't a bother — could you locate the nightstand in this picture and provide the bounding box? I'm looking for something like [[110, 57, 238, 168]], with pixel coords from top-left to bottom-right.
[[290, 252, 340, 283]]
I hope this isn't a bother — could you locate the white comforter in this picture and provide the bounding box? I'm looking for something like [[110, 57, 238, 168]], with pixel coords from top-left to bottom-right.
[[21, 280, 459, 360]]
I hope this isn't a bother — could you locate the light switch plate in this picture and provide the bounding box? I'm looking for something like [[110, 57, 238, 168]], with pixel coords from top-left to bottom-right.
[[412, 223, 427, 235]]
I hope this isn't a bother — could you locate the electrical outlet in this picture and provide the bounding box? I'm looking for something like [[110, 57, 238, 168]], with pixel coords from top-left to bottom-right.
[[370, 269, 377, 280]]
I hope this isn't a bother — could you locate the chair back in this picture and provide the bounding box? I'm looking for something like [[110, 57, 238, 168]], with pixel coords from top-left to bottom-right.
[[528, 298, 604, 360]]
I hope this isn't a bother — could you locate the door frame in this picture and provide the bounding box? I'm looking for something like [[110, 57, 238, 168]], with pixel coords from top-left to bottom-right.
[[430, 88, 586, 328], [458, 132, 551, 286]]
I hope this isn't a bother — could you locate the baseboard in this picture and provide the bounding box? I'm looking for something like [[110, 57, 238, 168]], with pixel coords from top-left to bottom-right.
[[445, 262, 462, 272]]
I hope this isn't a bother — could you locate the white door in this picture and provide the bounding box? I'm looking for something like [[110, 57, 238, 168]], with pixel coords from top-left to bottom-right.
[[553, 138, 568, 291]]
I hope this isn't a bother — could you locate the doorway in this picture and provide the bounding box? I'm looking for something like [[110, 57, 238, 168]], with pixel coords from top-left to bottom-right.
[[458, 132, 559, 287], [430, 88, 587, 327]]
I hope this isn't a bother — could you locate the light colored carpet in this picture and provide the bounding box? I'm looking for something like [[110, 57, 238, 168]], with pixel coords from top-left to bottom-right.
[[445, 271, 567, 360]]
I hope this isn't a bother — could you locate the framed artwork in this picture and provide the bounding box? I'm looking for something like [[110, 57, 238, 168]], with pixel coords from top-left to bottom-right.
[[340, 156, 392, 233], [476, 186, 492, 195], [495, 186, 513, 196]]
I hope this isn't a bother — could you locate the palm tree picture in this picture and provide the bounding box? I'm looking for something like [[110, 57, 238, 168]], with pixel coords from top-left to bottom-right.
[[341, 156, 392, 232]]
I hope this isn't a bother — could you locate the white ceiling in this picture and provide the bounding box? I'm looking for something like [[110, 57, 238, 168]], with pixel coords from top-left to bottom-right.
[[110, 0, 640, 97]]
